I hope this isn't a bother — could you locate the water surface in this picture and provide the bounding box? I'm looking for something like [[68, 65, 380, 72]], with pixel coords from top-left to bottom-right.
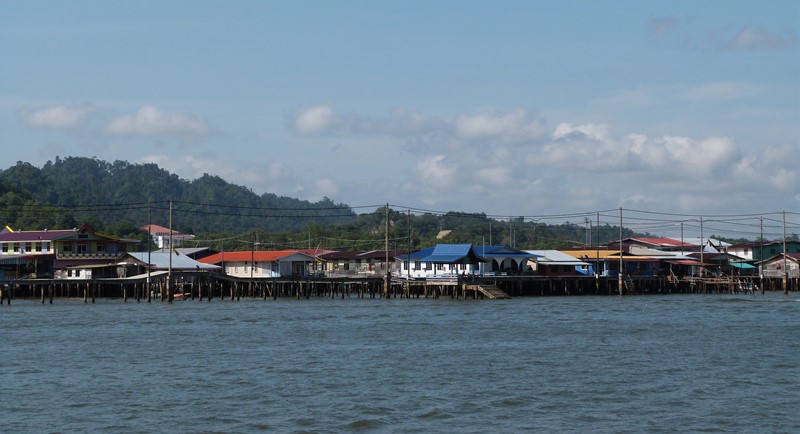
[[2, 293, 798, 433]]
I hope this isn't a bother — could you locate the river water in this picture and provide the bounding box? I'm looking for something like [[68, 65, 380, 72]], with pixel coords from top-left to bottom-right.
[[2, 293, 798, 433]]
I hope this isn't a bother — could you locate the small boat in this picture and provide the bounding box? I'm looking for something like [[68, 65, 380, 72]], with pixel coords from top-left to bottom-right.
[[173, 292, 191, 301]]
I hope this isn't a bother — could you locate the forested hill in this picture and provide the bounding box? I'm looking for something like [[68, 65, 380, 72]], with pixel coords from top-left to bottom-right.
[[0, 157, 356, 236], [0, 157, 641, 250]]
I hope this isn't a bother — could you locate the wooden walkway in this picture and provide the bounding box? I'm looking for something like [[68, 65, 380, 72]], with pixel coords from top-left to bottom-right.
[[464, 284, 511, 299], [1, 274, 796, 303]]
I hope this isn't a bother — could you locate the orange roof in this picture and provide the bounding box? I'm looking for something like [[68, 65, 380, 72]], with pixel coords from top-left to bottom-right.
[[562, 249, 658, 261], [141, 224, 181, 235], [198, 250, 310, 264]]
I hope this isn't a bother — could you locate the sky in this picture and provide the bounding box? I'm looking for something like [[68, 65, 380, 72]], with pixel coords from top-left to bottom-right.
[[2, 1, 799, 226]]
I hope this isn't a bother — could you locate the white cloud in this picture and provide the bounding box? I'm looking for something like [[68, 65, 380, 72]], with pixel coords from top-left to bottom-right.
[[20, 103, 94, 129], [415, 155, 455, 188], [552, 122, 608, 141], [627, 134, 740, 177], [723, 27, 797, 50], [310, 178, 340, 201], [645, 17, 796, 52], [290, 106, 546, 146], [292, 104, 334, 134], [455, 109, 547, 143], [731, 143, 798, 189], [105, 105, 211, 137], [276, 104, 796, 216]]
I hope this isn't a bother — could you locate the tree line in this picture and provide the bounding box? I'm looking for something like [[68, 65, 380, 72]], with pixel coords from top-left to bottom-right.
[[0, 157, 640, 252]]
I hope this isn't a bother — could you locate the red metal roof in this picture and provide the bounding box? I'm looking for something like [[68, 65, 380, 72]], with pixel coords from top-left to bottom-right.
[[141, 224, 182, 235], [198, 250, 310, 264], [630, 237, 695, 247]]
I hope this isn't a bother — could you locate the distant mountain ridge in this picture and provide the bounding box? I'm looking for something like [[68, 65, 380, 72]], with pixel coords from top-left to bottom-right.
[[0, 157, 356, 235]]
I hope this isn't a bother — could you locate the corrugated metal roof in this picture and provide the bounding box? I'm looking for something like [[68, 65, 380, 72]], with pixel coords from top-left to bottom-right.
[[475, 245, 541, 258], [525, 250, 589, 265], [562, 249, 658, 261], [420, 244, 487, 264], [126, 252, 220, 270], [630, 237, 692, 247], [396, 247, 435, 261], [198, 250, 315, 264], [0, 229, 76, 242]]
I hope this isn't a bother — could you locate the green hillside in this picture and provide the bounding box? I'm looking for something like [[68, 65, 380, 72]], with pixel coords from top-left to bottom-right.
[[0, 157, 638, 251]]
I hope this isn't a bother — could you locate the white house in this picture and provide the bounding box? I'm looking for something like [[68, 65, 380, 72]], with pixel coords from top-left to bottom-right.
[[197, 250, 317, 278]]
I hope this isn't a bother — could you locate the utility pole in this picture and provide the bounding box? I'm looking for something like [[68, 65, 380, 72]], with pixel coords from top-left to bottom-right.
[[147, 206, 152, 302], [509, 217, 513, 248], [167, 199, 173, 302], [618, 207, 623, 296], [595, 211, 600, 293], [585, 217, 590, 247], [384, 203, 390, 298], [700, 217, 704, 278], [407, 209, 412, 283], [760, 217, 764, 294], [783, 210, 788, 294]]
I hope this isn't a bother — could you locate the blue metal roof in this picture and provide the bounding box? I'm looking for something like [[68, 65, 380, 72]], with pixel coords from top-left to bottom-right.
[[421, 244, 487, 264], [396, 246, 435, 261]]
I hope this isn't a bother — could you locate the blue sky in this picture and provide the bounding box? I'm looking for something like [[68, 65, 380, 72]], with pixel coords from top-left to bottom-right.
[[2, 1, 798, 222]]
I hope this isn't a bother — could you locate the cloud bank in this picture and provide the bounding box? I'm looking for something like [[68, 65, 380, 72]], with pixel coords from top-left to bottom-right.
[[106, 105, 211, 137], [20, 104, 95, 129], [286, 104, 797, 214]]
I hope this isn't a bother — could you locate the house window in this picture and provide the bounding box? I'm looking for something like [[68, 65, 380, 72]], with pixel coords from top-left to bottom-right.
[[435, 264, 443, 271], [63, 244, 73, 253], [13, 243, 19, 253], [67, 270, 73, 277], [35, 243, 42, 252], [1, 244, 7, 253], [78, 244, 88, 254], [97, 244, 107, 253]]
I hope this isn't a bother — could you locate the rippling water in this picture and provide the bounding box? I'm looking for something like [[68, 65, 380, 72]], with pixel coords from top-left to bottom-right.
[[2, 293, 799, 433]]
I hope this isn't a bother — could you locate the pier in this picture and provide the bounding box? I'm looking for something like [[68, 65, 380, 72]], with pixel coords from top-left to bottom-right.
[[1, 273, 795, 304]]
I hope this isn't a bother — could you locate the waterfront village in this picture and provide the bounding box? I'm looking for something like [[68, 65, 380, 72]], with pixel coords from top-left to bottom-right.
[[0, 222, 798, 302]]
